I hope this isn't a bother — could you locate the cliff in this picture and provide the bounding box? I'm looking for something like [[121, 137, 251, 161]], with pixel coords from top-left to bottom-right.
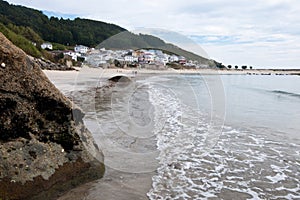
[[0, 32, 105, 199]]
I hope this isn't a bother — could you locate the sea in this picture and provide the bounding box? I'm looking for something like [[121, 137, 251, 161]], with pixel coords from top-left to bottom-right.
[[143, 74, 300, 200], [54, 70, 300, 200]]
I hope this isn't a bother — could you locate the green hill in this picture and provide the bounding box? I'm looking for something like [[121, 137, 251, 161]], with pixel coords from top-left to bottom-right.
[[0, 22, 41, 57], [0, 0, 218, 67], [98, 31, 210, 64], [0, 0, 125, 47]]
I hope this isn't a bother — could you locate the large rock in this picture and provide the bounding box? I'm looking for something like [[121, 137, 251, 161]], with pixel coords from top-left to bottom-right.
[[0, 33, 104, 199], [31, 57, 76, 71]]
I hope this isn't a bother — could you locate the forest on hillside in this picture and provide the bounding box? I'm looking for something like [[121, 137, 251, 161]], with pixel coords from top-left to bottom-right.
[[0, 0, 215, 66], [0, 0, 125, 47]]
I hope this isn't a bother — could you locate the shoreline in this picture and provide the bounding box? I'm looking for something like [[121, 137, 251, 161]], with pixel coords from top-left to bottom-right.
[[43, 69, 158, 200], [43, 66, 300, 78], [58, 167, 155, 200], [42, 66, 299, 199]]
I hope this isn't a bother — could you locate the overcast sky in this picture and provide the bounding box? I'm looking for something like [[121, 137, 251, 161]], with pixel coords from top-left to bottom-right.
[[6, 0, 300, 68]]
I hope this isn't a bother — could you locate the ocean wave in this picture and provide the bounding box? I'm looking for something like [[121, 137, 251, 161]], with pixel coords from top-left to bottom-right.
[[147, 84, 300, 199], [272, 90, 300, 98]]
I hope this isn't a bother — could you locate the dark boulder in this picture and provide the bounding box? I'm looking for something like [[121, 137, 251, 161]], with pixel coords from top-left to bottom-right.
[[0, 32, 104, 199], [108, 75, 132, 83]]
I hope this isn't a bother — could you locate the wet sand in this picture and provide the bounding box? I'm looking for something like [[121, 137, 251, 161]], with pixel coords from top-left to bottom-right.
[[57, 168, 155, 200], [43, 66, 300, 200], [44, 68, 158, 200], [44, 66, 300, 84]]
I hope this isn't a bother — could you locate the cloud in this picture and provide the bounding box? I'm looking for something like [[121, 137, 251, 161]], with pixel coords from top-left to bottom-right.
[[6, 0, 300, 68]]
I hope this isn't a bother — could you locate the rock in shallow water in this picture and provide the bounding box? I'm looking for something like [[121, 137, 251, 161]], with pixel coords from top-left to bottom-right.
[[0, 32, 104, 199]]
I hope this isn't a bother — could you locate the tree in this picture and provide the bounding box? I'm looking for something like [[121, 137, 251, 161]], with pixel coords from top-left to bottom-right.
[[250, 66, 253, 69], [227, 65, 232, 69], [242, 65, 247, 70], [0, 1, 125, 47], [235, 65, 238, 69], [213, 61, 225, 68]]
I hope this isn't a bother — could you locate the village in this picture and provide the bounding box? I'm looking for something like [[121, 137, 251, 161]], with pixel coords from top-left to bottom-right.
[[40, 42, 210, 70]]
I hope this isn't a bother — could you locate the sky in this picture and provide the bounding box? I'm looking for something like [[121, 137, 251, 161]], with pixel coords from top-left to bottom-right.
[[6, 0, 300, 68]]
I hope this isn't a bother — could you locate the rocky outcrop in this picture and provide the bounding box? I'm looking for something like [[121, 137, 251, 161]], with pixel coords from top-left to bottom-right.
[[108, 75, 132, 83], [31, 57, 76, 71], [0, 32, 104, 199]]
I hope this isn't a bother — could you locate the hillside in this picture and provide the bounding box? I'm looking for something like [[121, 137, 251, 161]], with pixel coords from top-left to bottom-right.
[[0, 22, 42, 57], [0, 0, 125, 47], [0, 0, 218, 67], [98, 31, 210, 64]]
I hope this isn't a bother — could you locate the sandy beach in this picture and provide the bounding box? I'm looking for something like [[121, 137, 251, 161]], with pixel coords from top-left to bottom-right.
[[42, 66, 300, 200], [44, 66, 300, 82], [2, 1, 300, 198], [57, 167, 155, 200], [44, 67, 158, 200]]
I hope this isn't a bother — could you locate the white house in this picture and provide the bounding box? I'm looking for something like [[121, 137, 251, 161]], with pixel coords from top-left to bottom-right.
[[169, 55, 179, 62], [64, 51, 81, 61], [178, 56, 187, 64], [41, 43, 53, 50], [133, 57, 138, 62], [143, 53, 155, 63], [74, 45, 89, 54], [124, 55, 134, 62], [155, 55, 169, 65]]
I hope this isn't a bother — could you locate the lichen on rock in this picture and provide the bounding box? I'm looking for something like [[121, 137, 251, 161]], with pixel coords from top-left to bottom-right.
[[0, 32, 105, 200]]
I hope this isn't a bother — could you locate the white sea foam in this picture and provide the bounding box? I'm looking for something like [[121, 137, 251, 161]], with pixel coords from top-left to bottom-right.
[[147, 81, 300, 200]]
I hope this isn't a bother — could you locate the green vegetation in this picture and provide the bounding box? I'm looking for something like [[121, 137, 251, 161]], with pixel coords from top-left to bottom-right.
[[5, 23, 43, 44], [211, 60, 225, 68], [0, 22, 41, 57], [0, 0, 125, 47], [52, 43, 67, 51], [0, 0, 125, 59], [0, 0, 220, 67]]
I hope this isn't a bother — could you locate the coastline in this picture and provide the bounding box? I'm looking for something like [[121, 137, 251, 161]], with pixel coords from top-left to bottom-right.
[[43, 67, 300, 79], [42, 66, 300, 199], [43, 68, 158, 200]]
